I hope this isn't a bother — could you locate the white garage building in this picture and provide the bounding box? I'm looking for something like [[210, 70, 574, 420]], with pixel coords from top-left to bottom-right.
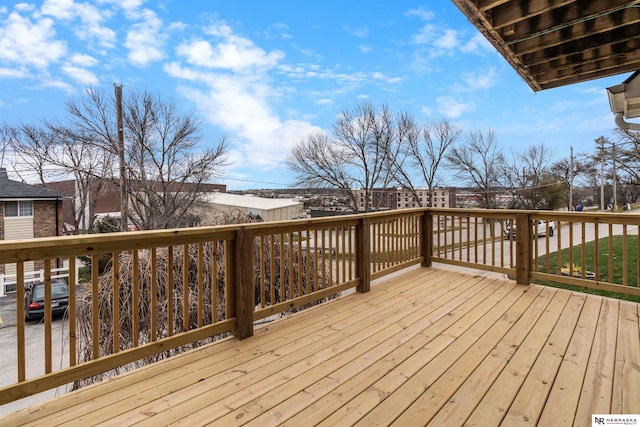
[[202, 193, 304, 222]]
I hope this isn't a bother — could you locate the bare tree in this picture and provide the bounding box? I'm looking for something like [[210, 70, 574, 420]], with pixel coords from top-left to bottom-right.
[[613, 129, 640, 201], [502, 143, 561, 210], [288, 102, 401, 212], [123, 91, 229, 229], [394, 118, 461, 206], [550, 153, 592, 210], [8, 122, 117, 233], [446, 129, 504, 209], [53, 133, 116, 232], [57, 87, 229, 230], [580, 136, 615, 209], [9, 124, 57, 184], [0, 124, 17, 168]]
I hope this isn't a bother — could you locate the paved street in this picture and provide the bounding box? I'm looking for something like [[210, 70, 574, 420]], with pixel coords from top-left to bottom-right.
[[0, 292, 74, 416]]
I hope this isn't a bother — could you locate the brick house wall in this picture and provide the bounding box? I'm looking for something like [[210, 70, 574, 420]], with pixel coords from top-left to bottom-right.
[[32, 200, 63, 270], [33, 201, 62, 238]]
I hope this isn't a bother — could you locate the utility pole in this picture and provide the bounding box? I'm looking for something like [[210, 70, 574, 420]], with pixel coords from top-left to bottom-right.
[[115, 84, 127, 232], [599, 137, 605, 212], [569, 146, 573, 211], [612, 142, 617, 212]]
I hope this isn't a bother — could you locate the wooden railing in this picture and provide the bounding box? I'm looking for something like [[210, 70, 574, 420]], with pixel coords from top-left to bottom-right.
[[428, 209, 640, 298], [0, 208, 638, 406]]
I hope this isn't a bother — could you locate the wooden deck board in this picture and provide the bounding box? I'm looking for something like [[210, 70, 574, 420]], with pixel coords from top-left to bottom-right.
[[500, 292, 588, 426], [352, 283, 538, 427], [573, 298, 619, 426], [424, 286, 559, 426], [2, 266, 639, 427], [612, 301, 640, 415], [279, 275, 506, 427], [465, 288, 572, 426], [537, 295, 603, 426]]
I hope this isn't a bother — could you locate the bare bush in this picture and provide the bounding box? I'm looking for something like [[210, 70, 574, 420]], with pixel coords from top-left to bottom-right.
[[73, 215, 335, 388]]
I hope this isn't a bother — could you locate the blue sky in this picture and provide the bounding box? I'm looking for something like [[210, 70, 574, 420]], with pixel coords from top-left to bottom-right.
[[0, 0, 630, 190]]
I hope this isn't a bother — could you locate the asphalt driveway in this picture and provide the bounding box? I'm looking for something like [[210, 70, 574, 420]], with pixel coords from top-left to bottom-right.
[[0, 292, 17, 329]]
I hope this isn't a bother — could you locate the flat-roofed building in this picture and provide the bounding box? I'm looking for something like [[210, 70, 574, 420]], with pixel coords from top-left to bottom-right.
[[201, 193, 304, 223]]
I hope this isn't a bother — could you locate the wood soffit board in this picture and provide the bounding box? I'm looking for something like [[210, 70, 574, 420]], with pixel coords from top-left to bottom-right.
[[451, 0, 640, 91]]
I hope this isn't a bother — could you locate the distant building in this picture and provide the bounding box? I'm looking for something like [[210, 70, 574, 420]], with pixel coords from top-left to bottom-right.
[[0, 168, 65, 280], [354, 187, 455, 211], [200, 193, 304, 222]]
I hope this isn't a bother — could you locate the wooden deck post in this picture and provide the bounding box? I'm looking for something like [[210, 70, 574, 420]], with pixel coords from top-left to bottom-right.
[[233, 227, 255, 339], [421, 210, 433, 268], [356, 217, 371, 293], [515, 213, 531, 285]]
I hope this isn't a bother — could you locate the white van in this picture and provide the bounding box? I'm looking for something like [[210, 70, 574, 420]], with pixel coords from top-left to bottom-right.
[[504, 220, 555, 239]]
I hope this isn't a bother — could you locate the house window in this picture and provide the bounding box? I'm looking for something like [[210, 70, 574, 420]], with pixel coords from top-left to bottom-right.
[[4, 201, 33, 217]]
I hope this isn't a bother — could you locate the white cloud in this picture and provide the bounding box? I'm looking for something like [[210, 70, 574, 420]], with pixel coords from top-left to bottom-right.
[[40, 0, 79, 19], [164, 18, 320, 174], [39, 77, 74, 92], [40, 0, 116, 48], [460, 33, 493, 53], [412, 23, 435, 45], [435, 29, 459, 49], [316, 98, 334, 105], [412, 24, 459, 52], [437, 96, 475, 118], [0, 66, 29, 78], [358, 45, 371, 53], [125, 8, 165, 66], [343, 25, 368, 38], [278, 63, 401, 92], [371, 72, 402, 84], [405, 7, 434, 21], [175, 79, 318, 170], [70, 53, 98, 67], [462, 68, 498, 90], [0, 11, 67, 69], [61, 64, 98, 84], [420, 105, 433, 117], [264, 22, 291, 40], [98, 0, 145, 14], [176, 21, 284, 73], [14, 3, 36, 13], [169, 21, 187, 31]]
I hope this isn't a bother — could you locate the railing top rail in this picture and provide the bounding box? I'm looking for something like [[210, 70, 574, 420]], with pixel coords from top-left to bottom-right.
[[529, 210, 640, 224], [427, 207, 640, 224], [427, 208, 516, 219], [0, 226, 239, 263], [0, 208, 424, 263], [2, 206, 637, 264]]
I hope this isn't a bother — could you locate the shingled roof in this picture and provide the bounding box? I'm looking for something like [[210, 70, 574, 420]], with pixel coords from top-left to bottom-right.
[[0, 168, 65, 200]]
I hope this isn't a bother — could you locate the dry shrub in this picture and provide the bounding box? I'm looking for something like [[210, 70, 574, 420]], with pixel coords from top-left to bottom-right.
[[73, 212, 335, 388]]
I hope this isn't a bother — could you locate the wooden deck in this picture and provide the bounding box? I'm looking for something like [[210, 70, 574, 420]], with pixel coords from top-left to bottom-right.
[[2, 266, 639, 426]]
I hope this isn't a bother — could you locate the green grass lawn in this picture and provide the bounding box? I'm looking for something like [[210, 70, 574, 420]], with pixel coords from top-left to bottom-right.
[[535, 235, 640, 303]]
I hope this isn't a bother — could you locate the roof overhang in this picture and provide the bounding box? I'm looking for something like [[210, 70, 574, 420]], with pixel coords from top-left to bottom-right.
[[451, 0, 640, 91], [607, 70, 640, 130]]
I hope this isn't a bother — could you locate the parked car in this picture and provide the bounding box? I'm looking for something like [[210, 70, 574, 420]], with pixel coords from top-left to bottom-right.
[[504, 220, 555, 239], [24, 279, 69, 320]]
